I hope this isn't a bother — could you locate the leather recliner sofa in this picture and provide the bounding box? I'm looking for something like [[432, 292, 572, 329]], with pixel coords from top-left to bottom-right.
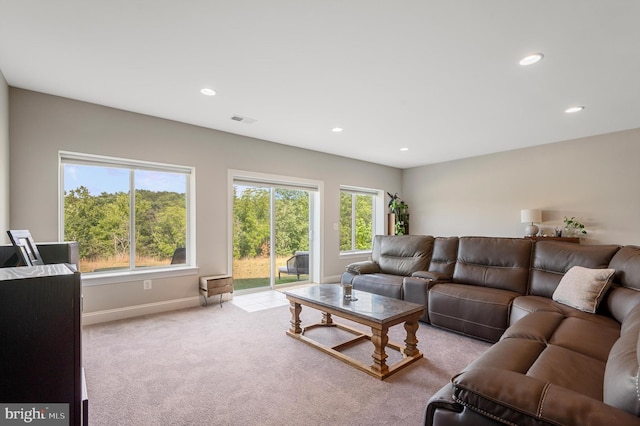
[[341, 234, 435, 321], [342, 235, 640, 425]]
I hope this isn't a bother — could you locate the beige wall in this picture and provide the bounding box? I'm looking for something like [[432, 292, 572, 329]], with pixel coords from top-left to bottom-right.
[[0, 71, 8, 243], [12, 86, 639, 323], [403, 128, 640, 245], [9, 88, 401, 322]]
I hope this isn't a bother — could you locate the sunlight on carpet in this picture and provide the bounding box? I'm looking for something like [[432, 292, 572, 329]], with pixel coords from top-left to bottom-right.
[[232, 284, 318, 312], [231, 290, 290, 312]]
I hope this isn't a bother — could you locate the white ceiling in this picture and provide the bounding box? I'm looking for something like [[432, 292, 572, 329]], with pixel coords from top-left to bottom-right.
[[1, 1, 639, 169]]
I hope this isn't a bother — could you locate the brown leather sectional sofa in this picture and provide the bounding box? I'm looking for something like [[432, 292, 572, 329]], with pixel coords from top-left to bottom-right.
[[341, 235, 640, 425]]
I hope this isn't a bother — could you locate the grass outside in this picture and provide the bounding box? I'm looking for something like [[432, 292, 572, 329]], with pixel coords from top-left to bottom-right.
[[233, 255, 308, 291], [80, 254, 308, 291], [80, 255, 170, 273]]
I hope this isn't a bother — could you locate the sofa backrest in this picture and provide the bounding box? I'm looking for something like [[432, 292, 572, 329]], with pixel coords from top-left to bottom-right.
[[429, 237, 459, 276], [609, 245, 640, 291], [453, 237, 532, 294], [371, 235, 434, 276], [529, 241, 620, 298], [603, 246, 640, 322]]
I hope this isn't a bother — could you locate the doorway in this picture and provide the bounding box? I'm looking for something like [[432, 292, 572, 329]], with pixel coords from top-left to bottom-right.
[[231, 175, 317, 292]]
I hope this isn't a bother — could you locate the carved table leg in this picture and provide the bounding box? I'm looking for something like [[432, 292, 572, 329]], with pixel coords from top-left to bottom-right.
[[322, 312, 333, 325], [370, 326, 389, 375], [403, 316, 420, 357], [289, 301, 302, 334]]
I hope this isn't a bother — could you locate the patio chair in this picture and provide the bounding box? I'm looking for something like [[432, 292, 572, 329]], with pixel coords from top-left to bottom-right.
[[278, 251, 309, 280], [170, 247, 186, 264]]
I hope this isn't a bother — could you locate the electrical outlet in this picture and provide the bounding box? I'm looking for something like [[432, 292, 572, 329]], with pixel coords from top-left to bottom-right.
[[143, 280, 152, 290]]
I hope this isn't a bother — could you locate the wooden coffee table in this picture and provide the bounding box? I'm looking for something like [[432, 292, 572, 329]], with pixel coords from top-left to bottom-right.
[[284, 285, 424, 380]]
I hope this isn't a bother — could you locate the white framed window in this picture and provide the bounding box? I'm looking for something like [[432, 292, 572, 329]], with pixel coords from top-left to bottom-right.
[[59, 151, 195, 276], [340, 186, 383, 254]]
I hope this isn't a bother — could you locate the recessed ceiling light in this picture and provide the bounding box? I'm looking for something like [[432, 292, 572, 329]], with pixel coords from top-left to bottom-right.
[[332, 127, 343, 132], [200, 88, 216, 96], [565, 106, 585, 113], [400, 147, 409, 151], [519, 53, 544, 66]]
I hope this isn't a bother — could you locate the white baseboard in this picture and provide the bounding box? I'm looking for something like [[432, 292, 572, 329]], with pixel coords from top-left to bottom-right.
[[82, 296, 202, 325], [321, 274, 342, 284]]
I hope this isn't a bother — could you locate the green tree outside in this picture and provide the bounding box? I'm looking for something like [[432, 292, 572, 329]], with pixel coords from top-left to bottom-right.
[[64, 187, 186, 268], [340, 192, 373, 251], [232, 186, 309, 259]]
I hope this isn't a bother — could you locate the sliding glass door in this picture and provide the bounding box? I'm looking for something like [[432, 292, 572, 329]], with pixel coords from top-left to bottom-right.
[[233, 185, 272, 291], [233, 182, 311, 291]]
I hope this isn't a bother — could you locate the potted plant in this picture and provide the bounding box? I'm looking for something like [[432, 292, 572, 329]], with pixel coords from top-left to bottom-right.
[[563, 216, 587, 237], [398, 201, 408, 215], [387, 192, 409, 235], [387, 192, 400, 214]]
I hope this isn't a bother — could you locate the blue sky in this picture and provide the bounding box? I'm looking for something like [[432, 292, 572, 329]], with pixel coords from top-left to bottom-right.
[[64, 164, 186, 195]]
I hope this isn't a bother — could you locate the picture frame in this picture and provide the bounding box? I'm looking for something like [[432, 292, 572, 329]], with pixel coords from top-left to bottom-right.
[[7, 229, 44, 266]]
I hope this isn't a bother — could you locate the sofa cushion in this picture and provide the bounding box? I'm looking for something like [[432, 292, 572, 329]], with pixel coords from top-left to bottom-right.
[[465, 337, 546, 373], [503, 310, 565, 343], [548, 316, 620, 362], [509, 295, 564, 325], [459, 319, 612, 415], [496, 308, 622, 401], [429, 283, 520, 342], [529, 344, 608, 400], [552, 266, 615, 313], [352, 273, 403, 298], [511, 295, 622, 330], [504, 310, 619, 362]]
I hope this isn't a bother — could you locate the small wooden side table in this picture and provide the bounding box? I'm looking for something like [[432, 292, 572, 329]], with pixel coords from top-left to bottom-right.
[[199, 275, 233, 307]]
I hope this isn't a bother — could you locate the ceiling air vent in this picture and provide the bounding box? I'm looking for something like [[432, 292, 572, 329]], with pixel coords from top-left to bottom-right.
[[230, 114, 256, 124]]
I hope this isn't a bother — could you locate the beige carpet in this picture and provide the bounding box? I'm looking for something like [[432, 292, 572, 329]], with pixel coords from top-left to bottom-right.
[[82, 298, 490, 425]]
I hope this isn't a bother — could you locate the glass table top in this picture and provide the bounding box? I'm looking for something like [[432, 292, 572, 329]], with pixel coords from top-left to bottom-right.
[[284, 284, 423, 322]]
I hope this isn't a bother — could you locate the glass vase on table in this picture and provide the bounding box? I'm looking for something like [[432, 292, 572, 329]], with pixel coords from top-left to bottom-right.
[[342, 282, 357, 301]]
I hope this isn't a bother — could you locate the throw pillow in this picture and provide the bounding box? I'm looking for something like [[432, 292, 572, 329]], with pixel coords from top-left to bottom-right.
[[552, 266, 615, 313]]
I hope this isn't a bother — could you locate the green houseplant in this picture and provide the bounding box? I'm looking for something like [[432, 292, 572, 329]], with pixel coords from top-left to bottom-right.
[[387, 192, 409, 235], [563, 216, 587, 237], [387, 192, 400, 214]]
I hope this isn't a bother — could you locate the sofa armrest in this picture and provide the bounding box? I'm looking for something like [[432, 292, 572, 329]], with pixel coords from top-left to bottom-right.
[[403, 276, 434, 322], [411, 270, 452, 283], [453, 368, 640, 426], [424, 383, 463, 425], [345, 260, 380, 275], [341, 271, 357, 284]]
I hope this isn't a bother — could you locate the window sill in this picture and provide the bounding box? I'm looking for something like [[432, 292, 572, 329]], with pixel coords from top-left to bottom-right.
[[81, 266, 199, 287], [339, 251, 372, 260]]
